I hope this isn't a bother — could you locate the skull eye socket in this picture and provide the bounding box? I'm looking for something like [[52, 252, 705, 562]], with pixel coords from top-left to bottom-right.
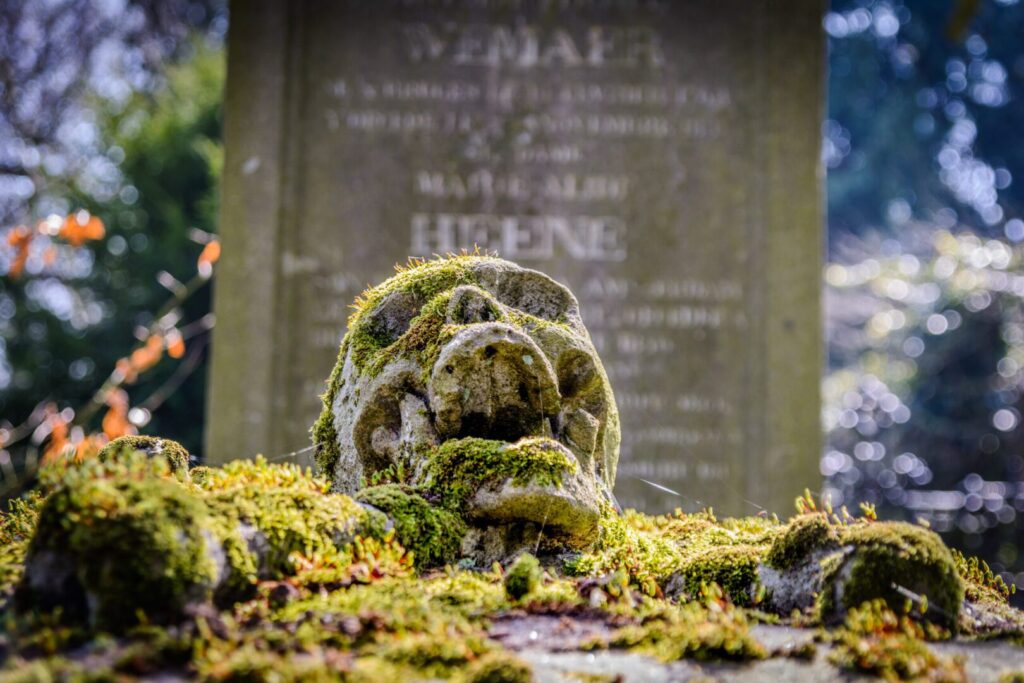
[[473, 265, 577, 324], [351, 372, 428, 476], [561, 350, 598, 403], [556, 349, 602, 412], [359, 290, 423, 348]]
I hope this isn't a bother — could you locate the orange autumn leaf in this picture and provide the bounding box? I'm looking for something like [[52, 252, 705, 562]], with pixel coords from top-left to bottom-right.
[[59, 212, 105, 247], [41, 417, 70, 465], [129, 334, 164, 375], [197, 239, 221, 277], [102, 389, 133, 440], [115, 357, 138, 384], [166, 328, 186, 359], [6, 225, 33, 279]]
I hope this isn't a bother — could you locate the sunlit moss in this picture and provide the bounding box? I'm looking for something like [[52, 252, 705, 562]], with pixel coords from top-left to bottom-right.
[[765, 513, 838, 570], [356, 484, 465, 568], [461, 651, 533, 683], [504, 553, 542, 601], [425, 436, 577, 510], [565, 509, 684, 596], [0, 491, 44, 594], [583, 585, 766, 662], [826, 600, 964, 682], [98, 434, 191, 480], [18, 452, 219, 631], [823, 522, 964, 630]]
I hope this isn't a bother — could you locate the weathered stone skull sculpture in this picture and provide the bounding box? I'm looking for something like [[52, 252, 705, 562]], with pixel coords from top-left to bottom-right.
[[313, 256, 620, 558]]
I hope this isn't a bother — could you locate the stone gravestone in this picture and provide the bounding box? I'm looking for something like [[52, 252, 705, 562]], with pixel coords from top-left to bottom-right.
[[206, 0, 825, 516]]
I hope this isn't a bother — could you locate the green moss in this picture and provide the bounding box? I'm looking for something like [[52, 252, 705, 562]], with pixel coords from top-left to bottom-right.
[[197, 456, 387, 581], [504, 553, 542, 601], [311, 335, 347, 480], [362, 290, 461, 383], [193, 643, 347, 682], [565, 509, 684, 596], [425, 436, 576, 510], [676, 544, 764, 606], [461, 651, 533, 683], [256, 569, 506, 669], [19, 452, 218, 631], [356, 484, 465, 568], [583, 588, 766, 662], [98, 434, 190, 480], [765, 513, 838, 570], [830, 522, 964, 630], [0, 491, 44, 593], [4, 452, 1001, 678], [827, 600, 964, 682], [953, 548, 1013, 603], [567, 508, 777, 602], [347, 255, 490, 363]]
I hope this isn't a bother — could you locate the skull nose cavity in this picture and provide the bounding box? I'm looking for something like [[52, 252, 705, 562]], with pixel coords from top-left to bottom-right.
[[429, 324, 560, 441]]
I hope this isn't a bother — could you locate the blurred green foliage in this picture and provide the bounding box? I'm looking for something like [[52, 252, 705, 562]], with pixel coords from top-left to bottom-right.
[[0, 44, 224, 460]]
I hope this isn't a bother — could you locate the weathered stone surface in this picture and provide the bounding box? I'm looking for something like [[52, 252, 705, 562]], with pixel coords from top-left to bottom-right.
[[206, 0, 825, 516], [513, 625, 1024, 683]]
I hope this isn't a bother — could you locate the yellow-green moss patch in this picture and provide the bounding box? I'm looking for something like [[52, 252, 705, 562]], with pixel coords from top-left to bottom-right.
[[425, 436, 577, 510], [356, 484, 465, 568]]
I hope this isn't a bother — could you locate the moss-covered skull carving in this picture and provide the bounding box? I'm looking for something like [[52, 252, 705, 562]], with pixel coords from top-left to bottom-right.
[[313, 256, 620, 556]]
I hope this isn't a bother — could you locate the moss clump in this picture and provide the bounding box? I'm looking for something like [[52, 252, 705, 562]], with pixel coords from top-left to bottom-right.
[[462, 651, 533, 683], [765, 513, 838, 570], [953, 548, 1013, 604], [675, 544, 764, 606], [566, 509, 684, 596], [346, 256, 489, 368], [425, 437, 576, 510], [271, 573, 508, 678], [584, 586, 766, 662], [98, 434, 190, 479], [504, 553, 542, 601], [18, 452, 218, 631], [827, 600, 965, 682], [192, 644, 343, 683], [0, 491, 44, 594], [15, 452, 395, 631], [827, 522, 964, 630], [311, 347, 346, 481], [196, 456, 388, 582], [356, 484, 465, 568]]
